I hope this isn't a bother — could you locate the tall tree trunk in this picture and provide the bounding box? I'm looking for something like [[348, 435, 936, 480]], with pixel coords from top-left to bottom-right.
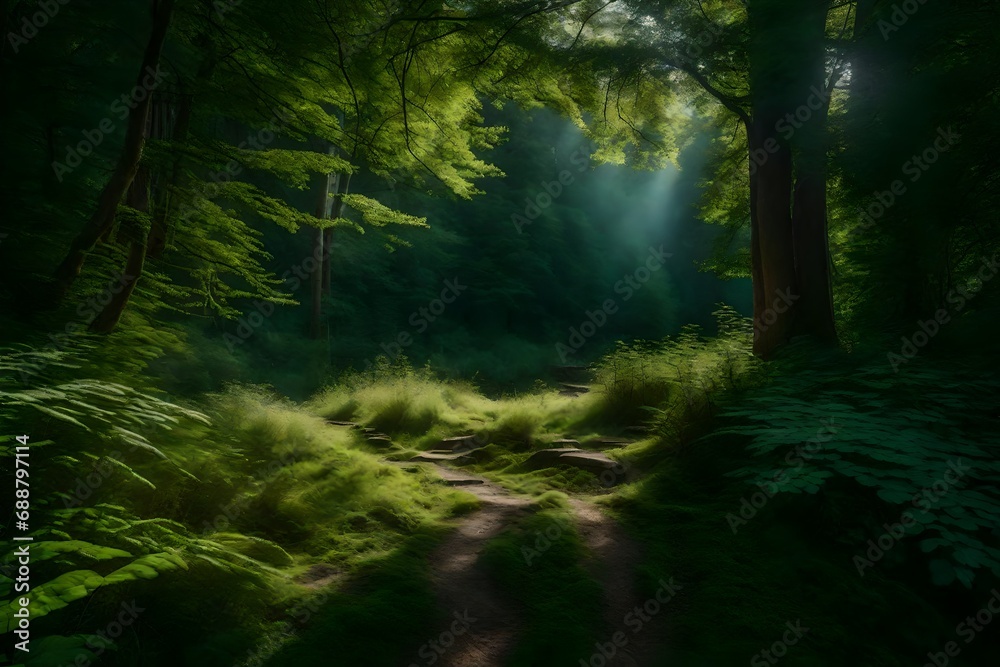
[[49, 0, 174, 302], [309, 225, 325, 339], [747, 0, 835, 357], [309, 144, 336, 339], [746, 120, 767, 352], [791, 159, 836, 342], [749, 114, 797, 357], [89, 167, 150, 333], [850, 0, 878, 100], [147, 92, 192, 259], [149, 52, 217, 259], [321, 172, 341, 297], [322, 171, 352, 296], [790, 1, 837, 343]]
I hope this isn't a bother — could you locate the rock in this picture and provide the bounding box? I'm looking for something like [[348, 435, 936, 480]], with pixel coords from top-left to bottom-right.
[[410, 451, 472, 463], [384, 462, 421, 473], [552, 438, 581, 447], [587, 437, 633, 448], [444, 478, 486, 487], [326, 420, 358, 427], [524, 447, 620, 475], [557, 451, 619, 473], [440, 434, 485, 451], [560, 383, 590, 394], [366, 435, 393, 448], [524, 447, 583, 466]]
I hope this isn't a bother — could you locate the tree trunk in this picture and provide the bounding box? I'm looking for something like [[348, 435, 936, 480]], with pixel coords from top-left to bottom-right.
[[791, 160, 836, 342], [851, 0, 879, 100], [321, 172, 340, 297], [89, 167, 150, 333], [749, 115, 797, 357], [746, 0, 835, 357], [49, 0, 174, 302], [789, 1, 837, 343], [147, 92, 192, 259], [149, 52, 217, 259], [309, 224, 325, 339], [322, 171, 352, 296], [309, 144, 336, 339], [746, 122, 766, 354]]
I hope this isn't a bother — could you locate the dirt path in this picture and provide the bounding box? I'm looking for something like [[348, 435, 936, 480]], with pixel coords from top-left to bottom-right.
[[412, 466, 533, 667], [407, 463, 665, 667], [569, 499, 666, 667]]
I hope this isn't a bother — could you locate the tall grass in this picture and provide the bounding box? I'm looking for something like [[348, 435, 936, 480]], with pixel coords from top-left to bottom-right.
[[0, 348, 474, 665], [585, 305, 759, 440]]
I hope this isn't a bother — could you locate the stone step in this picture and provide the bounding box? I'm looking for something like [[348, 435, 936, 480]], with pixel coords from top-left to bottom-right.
[[410, 451, 472, 463], [586, 437, 633, 449], [557, 450, 620, 473], [440, 434, 486, 451], [525, 447, 621, 476], [523, 447, 583, 465], [326, 420, 358, 427], [443, 478, 486, 487], [366, 435, 393, 448], [559, 383, 590, 394], [552, 438, 581, 447]]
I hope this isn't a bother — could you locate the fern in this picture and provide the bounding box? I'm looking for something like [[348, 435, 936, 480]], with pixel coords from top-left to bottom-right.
[[711, 343, 1000, 588]]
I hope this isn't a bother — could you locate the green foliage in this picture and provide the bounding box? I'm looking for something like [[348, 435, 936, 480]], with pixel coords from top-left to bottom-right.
[[0, 551, 187, 633], [713, 344, 1000, 588], [589, 304, 757, 430], [605, 451, 961, 665], [0, 346, 473, 662]]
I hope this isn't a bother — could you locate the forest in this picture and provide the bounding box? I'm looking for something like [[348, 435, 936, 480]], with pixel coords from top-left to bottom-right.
[[1, 0, 999, 665]]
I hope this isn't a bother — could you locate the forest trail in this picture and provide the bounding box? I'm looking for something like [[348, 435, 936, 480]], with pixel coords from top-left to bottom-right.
[[413, 461, 663, 667], [417, 465, 532, 666], [569, 498, 666, 667]]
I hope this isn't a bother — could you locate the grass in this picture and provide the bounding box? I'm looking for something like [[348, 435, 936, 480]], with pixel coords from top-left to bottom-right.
[[260, 531, 449, 667], [10, 316, 999, 666], [0, 358, 479, 666]]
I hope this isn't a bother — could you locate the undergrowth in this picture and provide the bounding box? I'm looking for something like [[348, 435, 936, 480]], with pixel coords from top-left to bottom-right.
[[0, 347, 472, 666]]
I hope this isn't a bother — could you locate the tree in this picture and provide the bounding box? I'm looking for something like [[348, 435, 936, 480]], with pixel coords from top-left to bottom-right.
[[48, 0, 176, 302], [468, 0, 854, 356]]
